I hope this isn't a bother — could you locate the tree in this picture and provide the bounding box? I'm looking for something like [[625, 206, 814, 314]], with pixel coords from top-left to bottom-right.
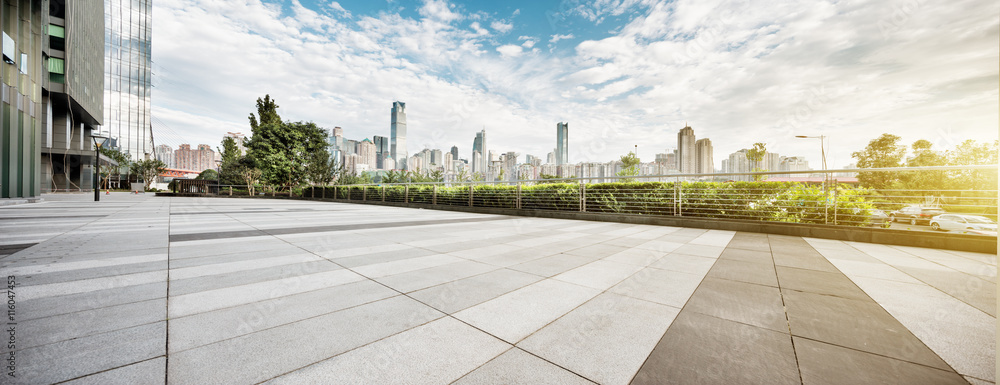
[[306, 149, 335, 185], [217, 136, 244, 185], [617, 152, 641, 178], [903, 139, 947, 191], [131, 159, 167, 191], [248, 95, 281, 131], [238, 160, 262, 196], [852, 133, 906, 190], [99, 147, 131, 189], [244, 96, 329, 190], [195, 169, 219, 180], [947, 139, 998, 190], [746, 142, 767, 181], [381, 170, 407, 184]]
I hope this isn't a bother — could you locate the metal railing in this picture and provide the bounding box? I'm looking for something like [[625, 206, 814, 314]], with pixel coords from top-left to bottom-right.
[[200, 165, 998, 235]]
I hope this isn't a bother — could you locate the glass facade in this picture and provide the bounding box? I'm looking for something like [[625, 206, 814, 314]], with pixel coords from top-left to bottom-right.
[[0, 0, 44, 198], [556, 122, 568, 165], [104, 0, 152, 160]]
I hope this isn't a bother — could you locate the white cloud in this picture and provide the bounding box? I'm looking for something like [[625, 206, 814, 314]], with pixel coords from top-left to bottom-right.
[[490, 20, 513, 33], [496, 44, 523, 58], [150, 0, 998, 168], [328, 1, 351, 18], [550, 33, 574, 43]]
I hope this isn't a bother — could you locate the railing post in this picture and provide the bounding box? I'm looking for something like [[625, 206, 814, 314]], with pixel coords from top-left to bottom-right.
[[405, 185, 409, 203], [381, 186, 385, 202], [675, 178, 683, 216], [333, 186, 338, 199], [823, 175, 829, 225], [322, 186, 326, 199], [833, 187, 839, 225], [363, 186, 367, 201], [433, 185, 437, 205], [579, 183, 585, 212], [469, 184, 473, 207], [229, 186, 232, 196], [516, 182, 522, 209]]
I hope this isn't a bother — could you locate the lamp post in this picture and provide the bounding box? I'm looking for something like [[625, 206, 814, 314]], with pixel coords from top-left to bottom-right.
[[795, 135, 827, 171], [91, 134, 108, 202]]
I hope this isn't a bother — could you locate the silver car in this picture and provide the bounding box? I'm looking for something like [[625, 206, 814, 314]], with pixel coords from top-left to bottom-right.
[[929, 214, 998, 236]]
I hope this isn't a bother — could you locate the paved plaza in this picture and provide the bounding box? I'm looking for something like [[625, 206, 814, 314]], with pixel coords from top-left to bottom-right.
[[0, 193, 995, 384]]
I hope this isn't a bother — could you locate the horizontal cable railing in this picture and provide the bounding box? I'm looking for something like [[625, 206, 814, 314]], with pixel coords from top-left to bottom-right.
[[189, 165, 997, 236]]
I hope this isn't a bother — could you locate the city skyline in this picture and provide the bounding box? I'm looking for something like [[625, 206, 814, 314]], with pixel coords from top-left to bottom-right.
[[150, 0, 997, 170]]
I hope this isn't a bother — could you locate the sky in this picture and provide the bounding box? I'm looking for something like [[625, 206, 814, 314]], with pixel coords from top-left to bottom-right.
[[150, 0, 999, 169]]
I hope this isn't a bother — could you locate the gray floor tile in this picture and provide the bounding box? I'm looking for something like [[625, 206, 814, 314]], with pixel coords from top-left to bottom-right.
[[375, 260, 498, 293], [265, 317, 509, 384], [783, 289, 951, 370], [18, 298, 165, 350], [775, 266, 871, 301], [409, 268, 543, 314], [518, 293, 679, 385], [648, 252, 717, 276], [794, 337, 968, 385], [168, 295, 443, 385], [684, 277, 787, 332], [62, 357, 166, 385], [706, 258, 778, 287], [719, 247, 773, 263], [611, 267, 704, 308], [631, 311, 799, 385], [453, 348, 594, 385], [508, 253, 600, 277]]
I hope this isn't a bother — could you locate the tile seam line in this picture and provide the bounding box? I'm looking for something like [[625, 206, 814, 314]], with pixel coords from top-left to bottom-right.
[[7, 318, 167, 353], [839, 241, 996, 319], [768, 234, 806, 385], [805, 238, 969, 379], [790, 334, 970, 374], [224, 203, 601, 384], [165, 197, 174, 384], [49, 355, 166, 385], [0, 199, 142, 262], [625, 234, 737, 384]]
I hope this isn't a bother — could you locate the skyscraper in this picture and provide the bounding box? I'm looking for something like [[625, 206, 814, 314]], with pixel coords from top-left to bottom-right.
[[450, 145, 459, 161], [104, 0, 153, 161], [556, 122, 568, 165], [695, 138, 714, 174], [677, 125, 696, 174], [472, 129, 487, 173], [39, 0, 106, 193], [359, 139, 377, 171], [373, 135, 389, 169], [154, 144, 174, 168], [390, 101, 407, 170]]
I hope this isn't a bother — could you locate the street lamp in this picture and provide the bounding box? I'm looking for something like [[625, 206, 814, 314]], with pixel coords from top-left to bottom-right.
[[795, 135, 827, 171], [91, 134, 108, 202]]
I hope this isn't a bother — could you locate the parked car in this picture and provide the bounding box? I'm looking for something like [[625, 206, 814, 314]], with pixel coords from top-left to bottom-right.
[[890, 206, 946, 225], [929, 214, 998, 236], [869, 209, 891, 228]]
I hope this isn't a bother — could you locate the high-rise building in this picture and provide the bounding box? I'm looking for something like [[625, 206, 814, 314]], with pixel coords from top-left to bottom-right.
[[225, 132, 246, 153], [727, 149, 751, 181], [174, 144, 215, 172], [779, 156, 810, 177], [373, 135, 389, 169], [695, 138, 713, 174], [37, 1, 107, 194], [104, 0, 153, 161], [431, 149, 443, 165], [472, 129, 487, 173], [359, 139, 377, 171], [2, 0, 49, 197], [450, 145, 459, 161], [556, 122, 568, 165], [154, 144, 174, 168], [677, 125, 696, 174], [390, 101, 407, 170], [546, 151, 556, 165]]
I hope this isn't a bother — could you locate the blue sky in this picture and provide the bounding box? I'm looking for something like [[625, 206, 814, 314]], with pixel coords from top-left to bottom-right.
[[150, 0, 998, 169]]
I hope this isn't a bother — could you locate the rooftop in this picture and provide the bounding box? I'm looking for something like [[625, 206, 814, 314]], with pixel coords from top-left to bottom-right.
[[0, 193, 994, 384]]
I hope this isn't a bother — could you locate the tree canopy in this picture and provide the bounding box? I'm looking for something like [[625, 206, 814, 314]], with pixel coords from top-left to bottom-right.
[[243, 95, 333, 188], [617, 151, 641, 178], [852, 134, 906, 190]]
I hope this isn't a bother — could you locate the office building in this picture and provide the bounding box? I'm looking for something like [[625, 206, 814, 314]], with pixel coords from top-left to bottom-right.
[[676, 125, 696, 174], [779, 156, 810, 177], [431, 149, 443, 165], [390, 101, 407, 170], [104, 0, 153, 161], [472, 129, 487, 173], [546, 151, 555, 165], [450, 145, 458, 161], [373, 135, 389, 169], [695, 138, 713, 174], [174, 144, 215, 172], [556, 122, 568, 165], [1, 0, 46, 197], [36, 1, 106, 194], [727, 149, 751, 181]]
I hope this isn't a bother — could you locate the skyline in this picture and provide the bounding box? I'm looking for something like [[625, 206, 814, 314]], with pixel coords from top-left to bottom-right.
[[150, 0, 998, 169]]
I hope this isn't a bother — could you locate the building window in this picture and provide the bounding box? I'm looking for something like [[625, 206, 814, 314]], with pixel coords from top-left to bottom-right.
[[48, 25, 65, 52], [2, 32, 14, 64], [48, 57, 65, 83]]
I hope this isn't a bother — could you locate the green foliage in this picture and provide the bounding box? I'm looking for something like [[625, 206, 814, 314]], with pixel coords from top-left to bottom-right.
[[746, 142, 767, 181], [333, 165, 372, 185], [195, 169, 219, 180], [132, 159, 167, 191], [617, 152, 641, 178], [381, 170, 407, 184], [946, 139, 998, 190], [98, 146, 131, 189], [248, 94, 281, 131], [217, 136, 244, 185], [852, 133, 906, 190]]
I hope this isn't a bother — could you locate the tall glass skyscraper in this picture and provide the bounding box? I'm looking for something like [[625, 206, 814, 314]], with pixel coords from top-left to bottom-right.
[[104, 0, 153, 160], [556, 122, 568, 165], [390, 101, 407, 170]]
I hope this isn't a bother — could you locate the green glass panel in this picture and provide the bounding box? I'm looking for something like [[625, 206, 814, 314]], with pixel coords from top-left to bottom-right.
[[49, 72, 64, 84], [47, 57, 64, 74], [47, 25, 64, 38]]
